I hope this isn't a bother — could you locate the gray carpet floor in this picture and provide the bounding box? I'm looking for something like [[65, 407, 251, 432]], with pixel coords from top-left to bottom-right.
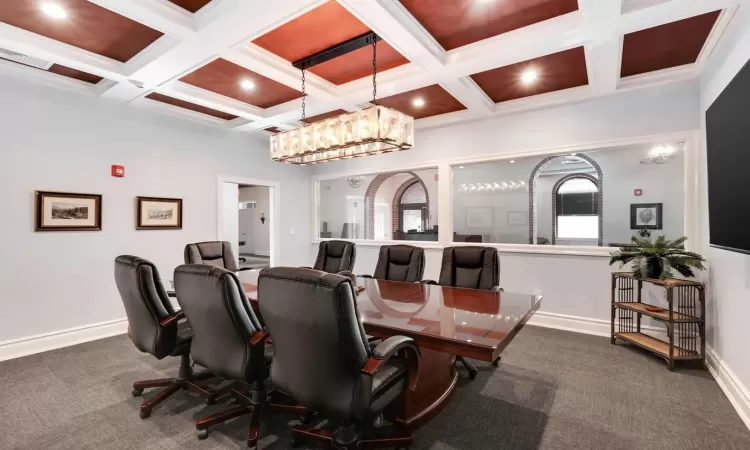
[[1, 326, 748, 450]]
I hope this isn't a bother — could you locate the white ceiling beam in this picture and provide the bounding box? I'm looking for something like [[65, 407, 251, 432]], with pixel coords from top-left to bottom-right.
[[156, 81, 266, 120], [619, 0, 743, 34], [0, 24, 126, 81], [86, 0, 197, 40], [579, 0, 622, 94], [223, 44, 338, 101], [96, 0, 323, 101], [438, 77, 495, 116], [443, 12, 590, 78], [0, 58, 99, 96]]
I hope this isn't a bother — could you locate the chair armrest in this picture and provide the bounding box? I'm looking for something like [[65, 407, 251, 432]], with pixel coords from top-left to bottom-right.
[[362, 336, 420, 392], [491, 286, 504, 292], [249, 330, 269, 347], [159, 310, 185, 328], [420, 280, 438, 285]]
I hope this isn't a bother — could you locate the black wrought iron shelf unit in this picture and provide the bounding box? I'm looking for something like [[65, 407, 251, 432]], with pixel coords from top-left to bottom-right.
[[611, 272, 705, 371]]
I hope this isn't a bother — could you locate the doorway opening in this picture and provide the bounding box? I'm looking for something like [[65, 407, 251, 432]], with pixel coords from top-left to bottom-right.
[[218, 176, 279, 273]]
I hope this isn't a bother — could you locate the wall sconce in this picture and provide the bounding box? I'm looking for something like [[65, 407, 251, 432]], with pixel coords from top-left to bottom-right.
[[260, 213, 266, 224]]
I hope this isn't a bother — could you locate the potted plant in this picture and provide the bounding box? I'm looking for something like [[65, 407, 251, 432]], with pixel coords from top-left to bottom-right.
[[609, 229, 706, 279]]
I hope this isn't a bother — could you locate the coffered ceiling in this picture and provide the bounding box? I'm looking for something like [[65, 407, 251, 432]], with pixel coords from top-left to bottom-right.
[[0, 0, 740, 135]]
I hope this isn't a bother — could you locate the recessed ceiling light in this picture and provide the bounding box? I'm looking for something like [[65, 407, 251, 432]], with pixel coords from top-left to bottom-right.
[[520, 68, 539, 86], [412, 97, 425, 108], [570, 153, 577, 156], [510, 160, 515, 164], [40, 2, 67, 20], [458, 166, 465, 169], [240, 79, 255, 91]]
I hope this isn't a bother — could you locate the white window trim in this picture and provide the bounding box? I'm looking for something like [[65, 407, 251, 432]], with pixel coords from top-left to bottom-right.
[[310, 130, 700, 257]]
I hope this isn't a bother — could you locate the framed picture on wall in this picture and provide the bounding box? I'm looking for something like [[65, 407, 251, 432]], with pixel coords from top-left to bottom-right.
[[630, 203, 662, 230], [507, 211, 528, 226], [466, 207, 493, 228], [137, 197, 183, 230], [35, 191, 102, 231]]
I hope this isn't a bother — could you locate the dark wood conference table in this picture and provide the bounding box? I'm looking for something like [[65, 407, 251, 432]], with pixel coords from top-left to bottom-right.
[[242, 274, 541, 429]]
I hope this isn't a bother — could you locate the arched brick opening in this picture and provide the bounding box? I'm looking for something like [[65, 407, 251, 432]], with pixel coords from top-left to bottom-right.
[[391, 177, 429, 234], [364, 171, 430, 239], [550, 173, 600, 245], [528, 154, 603, 246]]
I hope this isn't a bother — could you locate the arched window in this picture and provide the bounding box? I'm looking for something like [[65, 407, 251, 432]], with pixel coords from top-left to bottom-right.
[[554, 176, 599, 242], [399, 181, 427, 232]]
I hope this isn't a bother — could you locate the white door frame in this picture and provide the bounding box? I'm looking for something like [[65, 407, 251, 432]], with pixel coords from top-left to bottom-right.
[[217, 175, 281, 267]]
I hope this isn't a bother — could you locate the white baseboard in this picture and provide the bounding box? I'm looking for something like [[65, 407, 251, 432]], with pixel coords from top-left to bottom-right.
[[706, 347, 750, 430], [254, 250, 270, 257], [528, 311, 612, 337], [0, 318, 128, 362]]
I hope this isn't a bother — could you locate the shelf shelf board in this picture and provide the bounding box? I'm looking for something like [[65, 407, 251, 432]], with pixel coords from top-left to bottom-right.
[[613, 272, 703, 287], [614, 302, 702, 323], [614, 332, 701, 360]]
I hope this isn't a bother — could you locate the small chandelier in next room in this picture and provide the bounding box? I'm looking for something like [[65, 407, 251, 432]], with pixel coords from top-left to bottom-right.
[[270, 32, 414, 165]]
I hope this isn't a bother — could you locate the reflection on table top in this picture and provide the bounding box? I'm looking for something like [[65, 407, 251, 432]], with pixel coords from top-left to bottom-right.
[[243, 275, 542, 353]]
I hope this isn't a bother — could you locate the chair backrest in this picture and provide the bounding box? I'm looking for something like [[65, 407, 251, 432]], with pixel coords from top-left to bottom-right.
[[373, 245, 425, 282], [173, 264, 264, 381], [258, 267, 372, 425], [313, 240, 356, 273], [184, 241, 239, 272], [114, 255, 177, 359], [438, 246, 500, 290]]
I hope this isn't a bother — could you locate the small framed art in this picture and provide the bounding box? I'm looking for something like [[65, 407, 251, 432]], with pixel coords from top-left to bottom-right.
[[35, 191, 102, 231], [630, 203, 662, 230], [137, 197, 183, 230]]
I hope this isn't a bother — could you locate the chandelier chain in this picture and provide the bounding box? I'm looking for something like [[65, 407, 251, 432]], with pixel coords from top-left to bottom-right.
[[372, 36, 377, 105], [301, 68, 306, 123]]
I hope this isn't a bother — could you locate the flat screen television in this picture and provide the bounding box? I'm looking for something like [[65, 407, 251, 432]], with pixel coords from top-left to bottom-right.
[[706, 58, 750, 255]]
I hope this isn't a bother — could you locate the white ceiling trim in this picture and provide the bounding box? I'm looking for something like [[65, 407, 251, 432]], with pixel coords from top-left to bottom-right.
[[0, 0, 743, 133]]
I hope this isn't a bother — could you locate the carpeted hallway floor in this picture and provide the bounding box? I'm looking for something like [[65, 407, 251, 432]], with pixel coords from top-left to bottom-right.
[[1, 326, 748, 450]]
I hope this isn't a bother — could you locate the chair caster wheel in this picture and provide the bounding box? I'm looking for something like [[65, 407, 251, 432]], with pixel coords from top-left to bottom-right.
[[247, 445, 257, 450], [197, 429, 209, 440], [469, 371, 477, 380], [492, 357, 500, 367], [132, 388, 143, 397], [139, 408, 151, 419]]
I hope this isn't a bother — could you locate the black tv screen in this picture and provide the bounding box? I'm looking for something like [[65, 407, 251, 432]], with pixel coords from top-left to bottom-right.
[[706, 59, 750, 255]]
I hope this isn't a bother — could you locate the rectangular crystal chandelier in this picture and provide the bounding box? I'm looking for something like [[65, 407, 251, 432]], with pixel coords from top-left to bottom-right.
[[270, 105, 414, 165]]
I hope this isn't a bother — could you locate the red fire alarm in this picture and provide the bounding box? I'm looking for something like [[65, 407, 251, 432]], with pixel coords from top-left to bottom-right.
[[634, 189, 642, 196], [111, 165, 125, 177]]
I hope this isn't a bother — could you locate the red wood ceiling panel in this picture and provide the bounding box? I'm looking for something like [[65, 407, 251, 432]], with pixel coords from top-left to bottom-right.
[[399, 0, 579, 51], [48, 64, 103, 84], [376, 84, 466, 119], [252, 1, 409, 85], [621, 10, 721, 78], [0, 0, 163, 62], [302, 109, 349, 124], [167, 0, 213, 13], [471, 47, 588, 103], [180, 58, 302, 109], [264, 126, 282, 133], [146, 93, 238, 120]]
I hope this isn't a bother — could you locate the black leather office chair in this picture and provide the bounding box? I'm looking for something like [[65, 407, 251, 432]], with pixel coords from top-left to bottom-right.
[[114, 256, 216, 419], [173, 264, 304, 448], [425, 246, 502, 378], [361, 244, 425, 282], [184, 241, 251, 272], [312, 240, 356, 273], [258, 267, 420, 450]]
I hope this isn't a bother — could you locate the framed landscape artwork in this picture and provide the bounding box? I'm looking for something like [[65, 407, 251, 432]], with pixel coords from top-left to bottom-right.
[[630, 203, 663, 230], [137, 197, 183, 230], [35, 191, 102, 231]]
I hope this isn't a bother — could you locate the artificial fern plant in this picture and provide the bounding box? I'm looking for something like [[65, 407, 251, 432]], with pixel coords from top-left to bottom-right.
[[609, 229, 706, 279]]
